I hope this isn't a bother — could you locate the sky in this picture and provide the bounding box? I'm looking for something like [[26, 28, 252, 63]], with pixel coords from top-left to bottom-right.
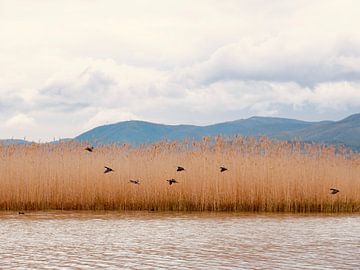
[[1, 0, 360, 141]]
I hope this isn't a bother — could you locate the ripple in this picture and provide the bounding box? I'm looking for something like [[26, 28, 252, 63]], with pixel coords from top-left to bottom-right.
[[0, 212, 359, 269]]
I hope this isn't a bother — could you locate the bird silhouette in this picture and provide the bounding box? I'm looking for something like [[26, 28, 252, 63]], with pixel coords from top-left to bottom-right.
[[330, 188, 340, 194], [85, 146, 94, 152], [220, 166, 228, 172], [18, 211, 25, 215], [177, 166, 185, 172], [104, 166, 114, 174], [166, 178, 178, 185], [130, 179, 140, 185]]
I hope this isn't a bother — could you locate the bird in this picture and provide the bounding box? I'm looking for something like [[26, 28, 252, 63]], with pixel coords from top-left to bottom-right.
[[85, 146, 94, 152], [104, 166, 114, 174], [18, 211, 25, 215], [220, 166, 228, 172], [130, 179, 140, 185], [330, 188, 340, 195], [166, 178, 178, 185], [177, 166, 185, 172]]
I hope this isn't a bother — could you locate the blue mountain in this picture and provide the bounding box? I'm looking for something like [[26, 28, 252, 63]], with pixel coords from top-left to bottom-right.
[[75, 113, 360, 150], [3, 114, 359, 150], [0, 139, 31, 145]]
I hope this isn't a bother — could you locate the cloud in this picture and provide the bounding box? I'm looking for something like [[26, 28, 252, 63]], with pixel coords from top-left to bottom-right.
[[3, 59, 359, 140], [4, 113, 35, 129], [310, 81, 360, 110], [85, 109, 138, 129], [178, 37, 360, 86], [1, 1, 360, 141], [38, 69, 115, 112]]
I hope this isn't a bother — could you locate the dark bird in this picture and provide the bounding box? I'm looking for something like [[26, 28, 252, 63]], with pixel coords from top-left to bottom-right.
[[166, 178, 178, 185], [104, 166, 114, 174], [18, 211, 25, 215], [130, 179, 140, 185], [330, 188, 340, 195], [177, 166, 185, 172], [85, 146, 94, 152], [220, 166, 228, 172]]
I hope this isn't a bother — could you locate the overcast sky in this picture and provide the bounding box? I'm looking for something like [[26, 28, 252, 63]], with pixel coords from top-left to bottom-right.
[[1, 0, 360, 141]]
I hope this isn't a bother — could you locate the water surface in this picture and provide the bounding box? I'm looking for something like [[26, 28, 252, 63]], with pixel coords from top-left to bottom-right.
[[0, 212, 359, 269]]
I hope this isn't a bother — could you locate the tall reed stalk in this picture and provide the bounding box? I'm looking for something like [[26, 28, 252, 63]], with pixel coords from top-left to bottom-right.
[[0, 136, 359, 212]]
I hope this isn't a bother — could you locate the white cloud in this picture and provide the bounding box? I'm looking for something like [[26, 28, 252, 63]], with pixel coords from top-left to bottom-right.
[[1, 0, 360, 141], [4, 114, 35, 129], [85, 109, 138, 130], [310, 81, 360, 110], [178, 37, 360, 86]]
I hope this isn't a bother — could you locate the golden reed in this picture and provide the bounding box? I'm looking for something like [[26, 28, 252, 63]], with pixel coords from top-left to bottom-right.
[[0, 136, 359, 212]]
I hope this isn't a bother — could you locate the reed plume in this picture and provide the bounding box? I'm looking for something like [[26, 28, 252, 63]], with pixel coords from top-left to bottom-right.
[[0, 136, 359, 212]]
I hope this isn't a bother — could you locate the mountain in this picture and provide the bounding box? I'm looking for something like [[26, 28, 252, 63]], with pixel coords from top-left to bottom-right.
[[76, 114, 360, 150], [0, 138, 73, 146], [280, 113, 360, 150], [75, 117, 315, 146], [75, 121, 203, 145], [202, 116, 311, 137], [3, 114, 359, 150], [0, 139, 31, 145]]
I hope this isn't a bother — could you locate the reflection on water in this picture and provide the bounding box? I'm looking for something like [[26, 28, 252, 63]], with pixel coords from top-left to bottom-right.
[[0, 212, 359, 269]]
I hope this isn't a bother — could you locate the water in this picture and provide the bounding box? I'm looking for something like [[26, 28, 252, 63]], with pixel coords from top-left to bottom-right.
[[0, 212, 359, 269]]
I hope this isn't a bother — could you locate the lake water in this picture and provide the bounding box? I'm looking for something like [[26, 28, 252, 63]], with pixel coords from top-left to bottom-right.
[[0, 212, 359, 269]]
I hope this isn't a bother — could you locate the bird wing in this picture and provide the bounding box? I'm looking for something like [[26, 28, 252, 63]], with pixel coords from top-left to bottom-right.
[[104, 167, 113, 173]]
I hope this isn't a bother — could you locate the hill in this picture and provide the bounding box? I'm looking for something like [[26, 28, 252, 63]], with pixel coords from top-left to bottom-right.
[[0, 139, 31, 145], [4, 114, 359, 150], [280, 113, 360, 150], [76, 115, 358, 147]]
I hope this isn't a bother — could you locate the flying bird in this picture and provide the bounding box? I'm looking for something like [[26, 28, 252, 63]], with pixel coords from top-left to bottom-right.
[[166, 179, 178, 185], [330, 188, 340, 195], [18, 211, 25, 215], [85, 146, 94, 152], [220, 166, 228, 172], [177, 166, 185, 172], [130, 179, 140, 185], [104, 166, 114, 174]]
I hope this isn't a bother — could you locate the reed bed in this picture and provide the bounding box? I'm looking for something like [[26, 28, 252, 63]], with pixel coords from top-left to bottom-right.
[[0, 136, 360, 212]]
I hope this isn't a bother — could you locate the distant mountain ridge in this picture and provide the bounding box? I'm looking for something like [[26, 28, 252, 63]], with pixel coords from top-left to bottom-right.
[[75, 113, 360, 150], [0, 139, 31, 145], [2, 114, 360, 150]]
